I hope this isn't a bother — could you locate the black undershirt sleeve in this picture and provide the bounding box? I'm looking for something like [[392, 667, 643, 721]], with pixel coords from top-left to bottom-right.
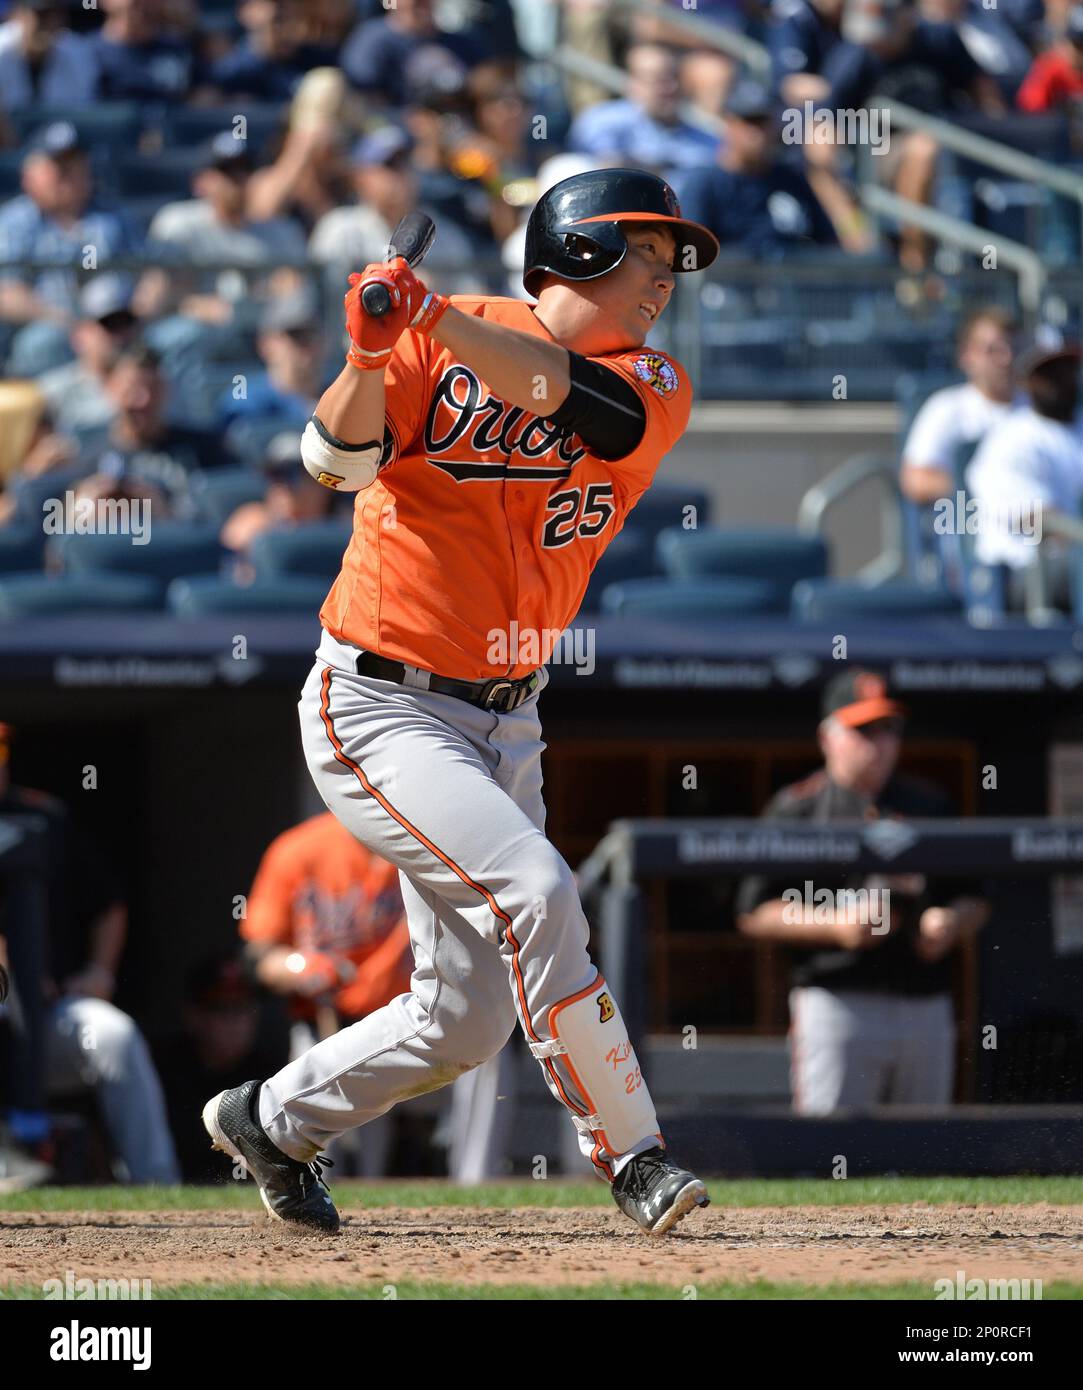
[[543, 351, 648, 462]]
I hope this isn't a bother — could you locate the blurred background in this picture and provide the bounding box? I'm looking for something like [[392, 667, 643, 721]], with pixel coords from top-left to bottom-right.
[[2, 0, 1083, 1189]]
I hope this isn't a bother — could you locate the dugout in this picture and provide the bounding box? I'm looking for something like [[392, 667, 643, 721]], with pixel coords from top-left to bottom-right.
[[3, 610, 1083, 1109]]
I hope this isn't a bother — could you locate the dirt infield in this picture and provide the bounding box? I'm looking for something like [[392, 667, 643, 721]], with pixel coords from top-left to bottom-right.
[[3, 1203, 1081, 1291]]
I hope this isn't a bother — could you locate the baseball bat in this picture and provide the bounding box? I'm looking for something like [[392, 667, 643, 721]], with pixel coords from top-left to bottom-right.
[[360, 210, 438, 318]]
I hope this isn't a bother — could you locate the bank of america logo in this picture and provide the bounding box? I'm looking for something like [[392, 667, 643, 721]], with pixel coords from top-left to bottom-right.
[[1047, 655, 1083, 690], [773, 654, 817, 687], [863, 819, 919, 860]]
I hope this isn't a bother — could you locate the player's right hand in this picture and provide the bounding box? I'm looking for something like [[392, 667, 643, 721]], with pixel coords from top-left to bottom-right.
[[344, 266, 411, 370]]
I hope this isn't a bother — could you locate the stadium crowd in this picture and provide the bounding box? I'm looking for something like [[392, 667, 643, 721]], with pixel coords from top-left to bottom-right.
[[0, 0, 1080, 618]]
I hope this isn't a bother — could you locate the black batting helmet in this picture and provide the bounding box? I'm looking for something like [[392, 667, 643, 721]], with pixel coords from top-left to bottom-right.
[[522, 168, 719, 298]]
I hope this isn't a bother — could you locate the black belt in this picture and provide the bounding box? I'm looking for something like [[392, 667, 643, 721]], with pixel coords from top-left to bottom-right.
[[351, 648, 541, 713]]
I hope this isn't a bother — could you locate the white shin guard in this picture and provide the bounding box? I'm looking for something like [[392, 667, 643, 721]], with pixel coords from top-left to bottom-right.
[[529, 976, 659, 1158]]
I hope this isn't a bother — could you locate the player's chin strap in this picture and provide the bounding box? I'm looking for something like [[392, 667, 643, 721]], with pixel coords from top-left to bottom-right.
[[527, 976, 660, 1157]]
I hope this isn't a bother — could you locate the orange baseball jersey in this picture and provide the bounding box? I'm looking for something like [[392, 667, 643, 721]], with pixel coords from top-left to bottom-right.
[[320, 295, 692, 681], [241, 811, 413, 1019]]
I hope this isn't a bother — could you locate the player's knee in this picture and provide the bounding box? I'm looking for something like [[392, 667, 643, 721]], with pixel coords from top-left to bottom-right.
[[518, 855, 581, 937], [437, 996, 517, 1067]]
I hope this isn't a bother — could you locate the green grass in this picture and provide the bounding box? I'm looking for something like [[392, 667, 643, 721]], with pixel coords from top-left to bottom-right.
[[4, 1278, 1083, 1301], [2, 1174, 1081, 1213]]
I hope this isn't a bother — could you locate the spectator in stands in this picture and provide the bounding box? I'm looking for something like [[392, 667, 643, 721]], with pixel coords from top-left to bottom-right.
[[771, 0, 1003, 269], [340, 0, 492, 109], [966, 333, 1083, 607], [567, 43, 721, 178], [1017, 4, 1083, 109], [679, 49, 738, 120], [239, 811, 414, 1174], [220, 428, 336, 562], [36, 275, 139, 437], [152, 953, 286, 1183], [901, 306, 1022, 505], [72, 344, 229, 519], [148, 132, 307, 272], [0, 0, 100, 112], [0, 123, 140, 370], [736, 669, 989, 1115], [218, 291, 324, 438], [91, 0, 193, 102], [461, 68, 540, 243], [674, 81, 845, 256], [0, 721, 180, 1183], [309, 126, 479, 294], [244, 106, 354, 234], [206, 0, 336, 102]]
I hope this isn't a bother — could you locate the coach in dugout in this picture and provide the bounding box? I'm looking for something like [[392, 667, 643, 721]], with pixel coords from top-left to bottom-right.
[[735, 670, 990, 1114]]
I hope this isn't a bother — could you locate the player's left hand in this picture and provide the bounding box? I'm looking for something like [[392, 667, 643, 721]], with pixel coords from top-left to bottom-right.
[[914, 906, 961, 962]]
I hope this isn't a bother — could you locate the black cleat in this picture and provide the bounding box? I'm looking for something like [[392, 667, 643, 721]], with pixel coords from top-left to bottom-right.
[[612, 1147, 710, 1236], [202, 1080, 340, 1234]]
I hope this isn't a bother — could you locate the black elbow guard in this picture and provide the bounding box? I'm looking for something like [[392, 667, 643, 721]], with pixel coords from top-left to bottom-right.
[[545, 352, 647, 461]]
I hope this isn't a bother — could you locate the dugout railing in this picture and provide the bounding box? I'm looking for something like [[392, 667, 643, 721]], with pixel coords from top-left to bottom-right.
[[578, 815, 1083, 1050]]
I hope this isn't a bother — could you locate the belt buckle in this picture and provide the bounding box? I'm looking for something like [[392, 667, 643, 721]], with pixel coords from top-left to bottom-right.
[[481, 679, 514, 711]]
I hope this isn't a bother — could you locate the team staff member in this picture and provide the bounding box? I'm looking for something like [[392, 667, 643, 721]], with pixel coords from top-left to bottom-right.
[[241, 810, 412, 1040], [240, 814, 415, 1178], [736, 671, 990, 1114], [204, 168, 719, 1236]]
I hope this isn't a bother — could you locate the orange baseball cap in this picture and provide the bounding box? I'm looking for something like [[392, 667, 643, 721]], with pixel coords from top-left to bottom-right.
[[821, 669, 906, 728]]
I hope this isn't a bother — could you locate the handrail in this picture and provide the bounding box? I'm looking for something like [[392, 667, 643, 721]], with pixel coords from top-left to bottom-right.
[[612, 0, 771, 73], [797, 451, 906, 585], [607, 0, 1080, 209], [860, 184, 1046, 315], [883, 99, 1083, 212]]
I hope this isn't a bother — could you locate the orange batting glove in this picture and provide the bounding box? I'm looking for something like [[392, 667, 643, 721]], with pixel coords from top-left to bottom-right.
[[344, 260, 449, 370]]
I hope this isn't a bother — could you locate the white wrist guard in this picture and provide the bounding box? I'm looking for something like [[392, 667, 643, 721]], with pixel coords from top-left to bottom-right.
[[301, 416, 383, 492]]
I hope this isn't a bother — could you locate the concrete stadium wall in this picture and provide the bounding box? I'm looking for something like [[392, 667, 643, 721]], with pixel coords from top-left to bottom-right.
[[667, 402, 900, 578]]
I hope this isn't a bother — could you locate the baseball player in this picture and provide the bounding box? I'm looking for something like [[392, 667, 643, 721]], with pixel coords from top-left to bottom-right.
[[204, 168, 719, 1235]]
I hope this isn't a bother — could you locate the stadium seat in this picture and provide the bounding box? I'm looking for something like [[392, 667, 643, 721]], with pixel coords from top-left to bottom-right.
[[167, 574, 330, 617], [0, 525, 46, 574], [600, 576, 782, 617], [12, 103, 144, 153], [790, 579, 964, 623], [224, 413, 301, 468], [656, 527, 828, 605], [625, 482, 711, 537], [578, 526, 654, 613], [0, 572, 163, 618], [0, 149, 24, 199], [117, 148, 205, 204], [248, 521, 354, 583], [161, 105, 284, 158], [52, 523, 224, 582], [6, 464, 96, 526], [189, 467, 266, 526]]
